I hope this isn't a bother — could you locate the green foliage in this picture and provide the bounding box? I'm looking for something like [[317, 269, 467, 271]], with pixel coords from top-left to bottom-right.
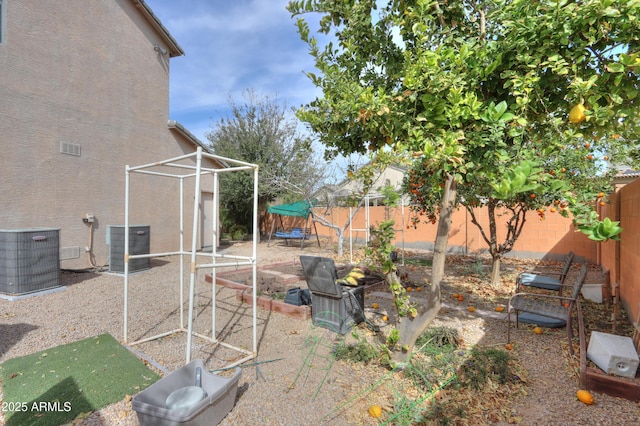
[[333, 331, 379, 364], [206, 90, 323, 232], [490, 160, 545, 199], [229, 224, 247, 241], [288, 0, 640, 258], [386, 327, 400, 348], [415, 326, 460, 349], [459, 347, 518, 390], [366, 220, 417, 318], [579, 215, 623, 241]]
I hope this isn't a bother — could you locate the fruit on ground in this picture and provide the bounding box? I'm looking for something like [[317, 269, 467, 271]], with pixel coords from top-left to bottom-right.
[[382, 315, 389, 322], [372, 302, 379, 309], [468, 306, 475, 312], [576, 389, 594, 405], [368, 405, 383, 418], [569, 103, 587, 123], [457, 294, 464, 301], [505, 343, 513, 350], [495, 306, 505, 312], [534, 326, 543, 334]]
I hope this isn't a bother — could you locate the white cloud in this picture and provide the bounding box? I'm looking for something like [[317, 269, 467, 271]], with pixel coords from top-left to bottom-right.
[[144, 0, 322, 142]]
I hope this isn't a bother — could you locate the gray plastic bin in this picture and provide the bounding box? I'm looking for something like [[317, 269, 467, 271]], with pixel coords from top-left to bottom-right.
[[132, 359, 241, 426], [299, 256, 365, 334]]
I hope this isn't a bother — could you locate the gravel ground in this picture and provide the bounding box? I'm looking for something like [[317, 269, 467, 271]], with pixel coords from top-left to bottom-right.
[[1, 240, 638, 425]]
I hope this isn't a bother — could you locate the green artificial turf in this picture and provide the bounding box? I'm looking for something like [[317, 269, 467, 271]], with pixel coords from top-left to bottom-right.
[[0, 333, 160, 426]]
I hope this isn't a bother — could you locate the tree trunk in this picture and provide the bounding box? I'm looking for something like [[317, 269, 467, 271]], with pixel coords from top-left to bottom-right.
[[490, 255, 501, 288], [336, 230, 345, 257], [392, 174, 457, 365]]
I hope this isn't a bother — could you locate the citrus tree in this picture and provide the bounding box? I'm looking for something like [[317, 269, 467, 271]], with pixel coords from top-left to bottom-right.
[[288, 0, 640, 362]]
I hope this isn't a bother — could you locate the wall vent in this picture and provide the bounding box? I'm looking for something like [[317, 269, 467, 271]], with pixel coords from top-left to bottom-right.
[[60, 142, 81, 156], [60, 246, 80, 260]]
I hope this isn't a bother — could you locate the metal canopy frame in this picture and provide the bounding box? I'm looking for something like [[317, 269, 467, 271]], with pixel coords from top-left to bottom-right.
[[123, 146, 259, 367]]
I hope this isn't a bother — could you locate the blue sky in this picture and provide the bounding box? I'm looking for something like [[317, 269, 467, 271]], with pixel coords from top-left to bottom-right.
[[144, 0, 322, 145]]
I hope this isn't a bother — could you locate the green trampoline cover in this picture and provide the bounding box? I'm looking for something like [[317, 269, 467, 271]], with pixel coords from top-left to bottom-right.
[[268, 200, 314, 218]]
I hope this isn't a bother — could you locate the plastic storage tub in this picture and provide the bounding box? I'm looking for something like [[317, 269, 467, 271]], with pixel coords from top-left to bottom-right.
[[132, 359, 241, 426], [587, 331, 639, 378]]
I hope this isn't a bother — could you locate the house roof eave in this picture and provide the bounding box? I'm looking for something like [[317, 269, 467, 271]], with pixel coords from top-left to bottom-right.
[[133, 0, 185, 57], [167, 120, 228, 169]]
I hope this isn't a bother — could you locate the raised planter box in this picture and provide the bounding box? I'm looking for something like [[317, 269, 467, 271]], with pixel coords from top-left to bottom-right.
[[205, 273, 311, 321]]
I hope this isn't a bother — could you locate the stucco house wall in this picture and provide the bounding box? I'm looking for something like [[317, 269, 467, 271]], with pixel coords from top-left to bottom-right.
[[1, 0, 218, 269]]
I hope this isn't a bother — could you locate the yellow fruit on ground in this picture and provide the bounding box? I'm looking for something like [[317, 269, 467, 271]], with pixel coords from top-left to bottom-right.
[[372, 302, 379, 309], [382, 315, 389, 322], [505, 343, 513, 350], [368, 405, 383, 418], [569, 103, 587, 123], [468, 306, 475, 312], [416, 286, 423, 292], [495, 306, 505, 312], [576, 389, 594, 405], [534, 326, 543, 334]]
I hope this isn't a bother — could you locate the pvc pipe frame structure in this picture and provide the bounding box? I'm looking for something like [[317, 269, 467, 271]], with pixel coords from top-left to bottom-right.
[[123, 146, 259, 368]]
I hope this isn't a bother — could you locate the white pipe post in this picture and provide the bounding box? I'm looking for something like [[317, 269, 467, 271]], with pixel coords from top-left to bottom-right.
[[186, 147, 203, 363], [211, 171, 219, 340], [179, 176, 185, 329], [124, 167, 130, 343], [252, 165, 259, 356]]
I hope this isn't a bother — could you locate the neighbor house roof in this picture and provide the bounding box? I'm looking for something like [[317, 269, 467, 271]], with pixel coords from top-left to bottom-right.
[[614, 169, 640, 185], [133, 0, 185, 57]]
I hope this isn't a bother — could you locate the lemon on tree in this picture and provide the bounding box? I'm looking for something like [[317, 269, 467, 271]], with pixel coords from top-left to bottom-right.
[[569, 103, 587, 123]]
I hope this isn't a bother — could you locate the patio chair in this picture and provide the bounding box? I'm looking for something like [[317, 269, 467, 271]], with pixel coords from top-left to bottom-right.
[[507, 263, 588, 355], [299, 255, 365, 334], [515, 251, 575, 294]]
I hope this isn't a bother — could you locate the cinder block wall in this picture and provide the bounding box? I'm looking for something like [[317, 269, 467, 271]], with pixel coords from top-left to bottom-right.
[[601, 178, 640, 325], [307, 204, 597, 262]]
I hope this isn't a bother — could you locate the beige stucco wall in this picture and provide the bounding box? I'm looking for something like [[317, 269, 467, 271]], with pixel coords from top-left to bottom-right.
[[1, 0, 215, 269]]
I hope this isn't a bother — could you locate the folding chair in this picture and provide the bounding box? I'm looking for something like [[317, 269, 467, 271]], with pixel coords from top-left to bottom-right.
[[508, 264, 588, 355], [516, 251, 575, 294]]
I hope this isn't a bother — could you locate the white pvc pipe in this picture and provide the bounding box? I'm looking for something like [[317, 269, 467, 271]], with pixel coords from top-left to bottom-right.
[[122, 147, 259, 368], [211, 171, 219, 341], [180, 176, 185, 330], [124, 167, 130, 343], [252, 165, 259, 356], [186, 147, 203, 363]]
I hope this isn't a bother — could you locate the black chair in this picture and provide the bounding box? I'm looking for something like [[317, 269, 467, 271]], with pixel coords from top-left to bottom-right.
[[299, 255, 365, 334], [508, 264, 588, 355]]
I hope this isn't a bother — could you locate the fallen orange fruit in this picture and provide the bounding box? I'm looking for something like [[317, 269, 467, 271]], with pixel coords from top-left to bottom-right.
[[505, 343, 513, 350], [372, 302, 379, 309], [368, 405, 383, 418], [495, 306, 505, 312], [382, 315, 389, 322], [468, 306, 475, 313], [457, 295, 464, 302], [534, 326, 543, 334]]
